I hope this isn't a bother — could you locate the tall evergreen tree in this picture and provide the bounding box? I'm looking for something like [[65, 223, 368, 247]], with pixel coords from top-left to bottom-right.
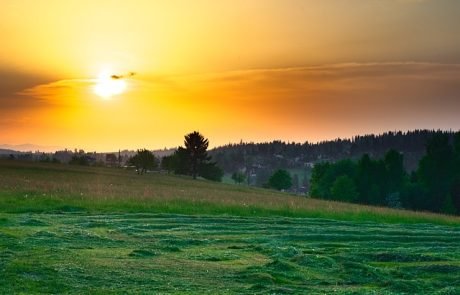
[[310, 162, 331, 198], [383, 149, 406, 196], [356, 154, 380, 204], [417, 134, 454, 212], [451, 132, 460, 213], [184, 131, 210, 179], [163, 131, 223, 181]]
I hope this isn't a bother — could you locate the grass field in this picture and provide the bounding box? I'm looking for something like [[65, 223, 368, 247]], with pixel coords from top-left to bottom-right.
[[0, 160, 458, 225], [1, 213, 459, 294], [1, 160, 460, 293]]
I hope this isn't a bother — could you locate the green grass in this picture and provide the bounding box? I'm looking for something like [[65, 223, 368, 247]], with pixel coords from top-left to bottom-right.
[[1, 160, 460, 293], [1, 212, 459, 294], [0, 160, 458, 226]]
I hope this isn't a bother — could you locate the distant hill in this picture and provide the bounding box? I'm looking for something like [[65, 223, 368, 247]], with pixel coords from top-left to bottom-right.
[[209, 130, 458, 186], [0, 149, 20, 155], [0, 144, 62, 153]]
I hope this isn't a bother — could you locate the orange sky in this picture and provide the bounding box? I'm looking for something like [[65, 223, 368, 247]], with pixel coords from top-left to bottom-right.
[[1, 0, 460, 151]]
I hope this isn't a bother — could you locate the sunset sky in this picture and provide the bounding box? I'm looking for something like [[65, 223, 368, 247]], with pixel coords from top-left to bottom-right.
[[1, 0, 460, 151]]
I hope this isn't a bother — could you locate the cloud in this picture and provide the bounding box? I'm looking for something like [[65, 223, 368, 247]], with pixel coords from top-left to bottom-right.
[[17, 78, 96, 107], [167, 62, 460, 135], [17, 72, 181, 108], [0, 67, 53, 109], [10, 62, 460, 132], [3, 61, 460, 148], [184, 62, 460, 102]]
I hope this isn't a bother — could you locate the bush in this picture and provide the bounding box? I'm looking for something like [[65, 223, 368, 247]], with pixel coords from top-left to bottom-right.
[[269, 169, 292, 191]]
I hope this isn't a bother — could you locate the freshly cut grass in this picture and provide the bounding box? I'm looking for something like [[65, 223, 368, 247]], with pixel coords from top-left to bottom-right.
[[0, 212, 459, 294], [0, 160, 458, 225]]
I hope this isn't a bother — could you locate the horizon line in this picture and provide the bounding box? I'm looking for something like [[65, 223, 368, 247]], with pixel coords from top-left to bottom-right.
[[1, 128, 458, 154]]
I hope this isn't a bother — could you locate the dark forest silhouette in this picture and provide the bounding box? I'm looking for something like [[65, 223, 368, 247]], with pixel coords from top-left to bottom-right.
[[210, 130, 457, 173], [310, 133, 460, 215], [209, 129, 460, 215]]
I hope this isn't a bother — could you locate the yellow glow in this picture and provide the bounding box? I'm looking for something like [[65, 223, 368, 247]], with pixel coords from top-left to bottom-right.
[[94, 70, 127, 99], [1, 1, 460, 151]]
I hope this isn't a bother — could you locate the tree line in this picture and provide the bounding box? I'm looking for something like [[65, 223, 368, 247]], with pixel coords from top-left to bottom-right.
[[128, 131, 224, 181], [210, 130, 456, 177], [310, 132, 460, 215]]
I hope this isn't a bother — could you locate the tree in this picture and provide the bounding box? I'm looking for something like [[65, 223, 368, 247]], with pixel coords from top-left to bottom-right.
[[163, 132, 223, 182], [105, 153, 118, 167], [454, 131, 460, 157], [417, 134, 454, 212], [199, 162, 224, 182], [310, 162, 331, 197], [231, 171, 246, 184], [161, 149, 188, 174], [441, 194, 456, 215], [160, 154, 174, 173], [330, 175, 359, 202], [69, 155, 89, 166], [129, 149, 157, 175], [184, 131, 209, 179], [401, 181, 425, 210], [356, 154, 379, 204], [255, 167, 272, 187], [310, 160, 357, 200], [172, 147, 190, 175], [384, 149, 406, 194], [452, 132, 460, 213], [451, 178, 460, 214], [268, 169, 292, 191]]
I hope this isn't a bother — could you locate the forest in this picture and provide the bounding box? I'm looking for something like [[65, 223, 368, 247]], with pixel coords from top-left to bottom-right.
[[310, 132, 460, 214], [210, 130, 460, 214], [210, 130, 456, 185]]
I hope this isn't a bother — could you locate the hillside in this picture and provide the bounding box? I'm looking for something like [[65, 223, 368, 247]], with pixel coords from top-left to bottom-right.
[[0, 160, 458, 225], [209, 130, 457, 187], [1, 160, 459, 294]]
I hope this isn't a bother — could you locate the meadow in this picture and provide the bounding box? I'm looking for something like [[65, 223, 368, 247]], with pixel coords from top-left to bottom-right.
[[1, 160, 460, 294]]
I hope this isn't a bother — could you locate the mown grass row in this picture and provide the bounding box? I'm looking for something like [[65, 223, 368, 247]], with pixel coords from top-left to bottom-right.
[[0, 160, 459, 226], [1, 212, 459, 294]]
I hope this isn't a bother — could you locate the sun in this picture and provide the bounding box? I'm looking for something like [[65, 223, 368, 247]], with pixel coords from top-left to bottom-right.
[[94, 70, 127, 99]]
